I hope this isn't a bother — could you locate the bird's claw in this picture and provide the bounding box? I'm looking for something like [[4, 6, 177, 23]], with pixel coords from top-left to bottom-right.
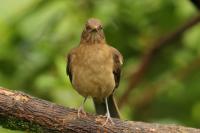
[[102, 113, 114, 126], [77, 106, 86, 118]]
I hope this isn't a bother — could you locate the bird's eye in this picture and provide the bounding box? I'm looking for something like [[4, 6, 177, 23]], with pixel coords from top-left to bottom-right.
[[86, 25, 91, 30], [98, 26, 103, 30]]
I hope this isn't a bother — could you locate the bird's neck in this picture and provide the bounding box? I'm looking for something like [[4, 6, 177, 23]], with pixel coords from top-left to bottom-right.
[[80, 32, 106, 45], [80, 39, 106, 45]]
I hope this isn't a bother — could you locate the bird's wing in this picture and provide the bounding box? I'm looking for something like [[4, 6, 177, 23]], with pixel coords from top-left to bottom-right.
[[111, 47, 123, 89], [66, 52, 73, 83]]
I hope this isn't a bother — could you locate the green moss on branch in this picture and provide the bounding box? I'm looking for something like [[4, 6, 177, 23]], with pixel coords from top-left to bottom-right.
[[0, 116, 43, 133]]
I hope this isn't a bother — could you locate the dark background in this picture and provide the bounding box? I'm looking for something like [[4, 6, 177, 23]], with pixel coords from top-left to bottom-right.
[[0, 0, 200, 132]]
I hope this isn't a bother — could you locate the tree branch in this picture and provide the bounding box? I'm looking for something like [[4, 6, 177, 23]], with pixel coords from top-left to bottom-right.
[[0, 87, 199, 133], [119, 0, 200, 109], [131, 56, 200, 115], [118, 13, 200, 108]]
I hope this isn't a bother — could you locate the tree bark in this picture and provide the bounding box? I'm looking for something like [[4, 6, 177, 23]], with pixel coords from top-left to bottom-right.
[[0, 87, 199, 133]]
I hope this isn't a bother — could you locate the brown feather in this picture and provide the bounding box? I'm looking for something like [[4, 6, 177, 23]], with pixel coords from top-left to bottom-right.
[[111, 47, 123, 89], [66, 18, 123, 119], [66, 53, 72, 83]]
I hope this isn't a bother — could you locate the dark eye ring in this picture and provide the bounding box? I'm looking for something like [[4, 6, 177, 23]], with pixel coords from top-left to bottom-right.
[[99, 26, 103, 30]]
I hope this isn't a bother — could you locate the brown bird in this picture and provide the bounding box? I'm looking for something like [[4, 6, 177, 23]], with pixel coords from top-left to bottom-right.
[[66, 18, 123, 125]]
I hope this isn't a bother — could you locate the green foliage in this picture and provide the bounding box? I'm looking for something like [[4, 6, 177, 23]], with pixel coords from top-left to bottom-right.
[[0, 116, 43, 133], [0, 0, 200, 132]]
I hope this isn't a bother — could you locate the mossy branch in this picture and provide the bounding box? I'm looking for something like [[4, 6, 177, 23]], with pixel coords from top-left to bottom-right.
[[0, 87, 199, 133]]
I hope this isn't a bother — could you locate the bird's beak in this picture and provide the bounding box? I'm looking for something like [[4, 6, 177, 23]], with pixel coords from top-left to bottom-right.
[[86, 25, 100, 33], [91, 25, 99, 32], [94, 25, 98, 30]]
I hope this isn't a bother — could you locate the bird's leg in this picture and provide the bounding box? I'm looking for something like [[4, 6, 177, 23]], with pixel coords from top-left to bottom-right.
[[103, 97, 114, 126], [78, 97, 87, 118]]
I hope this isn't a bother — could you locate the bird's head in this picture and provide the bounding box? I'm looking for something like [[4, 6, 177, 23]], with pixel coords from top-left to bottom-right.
[[81, 18, 105, 44]]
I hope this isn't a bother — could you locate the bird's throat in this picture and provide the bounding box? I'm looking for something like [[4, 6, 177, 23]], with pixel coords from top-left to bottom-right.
[[81, 32, 105, 45]]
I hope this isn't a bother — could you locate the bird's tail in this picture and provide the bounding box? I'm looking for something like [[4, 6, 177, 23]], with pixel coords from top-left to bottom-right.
[[93, 94, 120, 118]]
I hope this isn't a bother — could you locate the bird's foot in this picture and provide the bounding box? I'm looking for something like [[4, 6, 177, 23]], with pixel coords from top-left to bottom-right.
[[102, 113, 114, 126], [77, 106, 86, 118]]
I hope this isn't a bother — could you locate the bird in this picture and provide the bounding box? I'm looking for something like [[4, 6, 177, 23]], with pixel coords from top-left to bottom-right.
[[66, 18, 123, 125]]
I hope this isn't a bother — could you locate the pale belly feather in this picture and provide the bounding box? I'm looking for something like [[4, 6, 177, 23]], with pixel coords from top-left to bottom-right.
[[71, 45, 115, 100]]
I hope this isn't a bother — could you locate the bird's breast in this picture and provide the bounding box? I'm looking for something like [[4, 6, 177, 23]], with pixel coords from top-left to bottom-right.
[[71, 45, 115, 100]]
